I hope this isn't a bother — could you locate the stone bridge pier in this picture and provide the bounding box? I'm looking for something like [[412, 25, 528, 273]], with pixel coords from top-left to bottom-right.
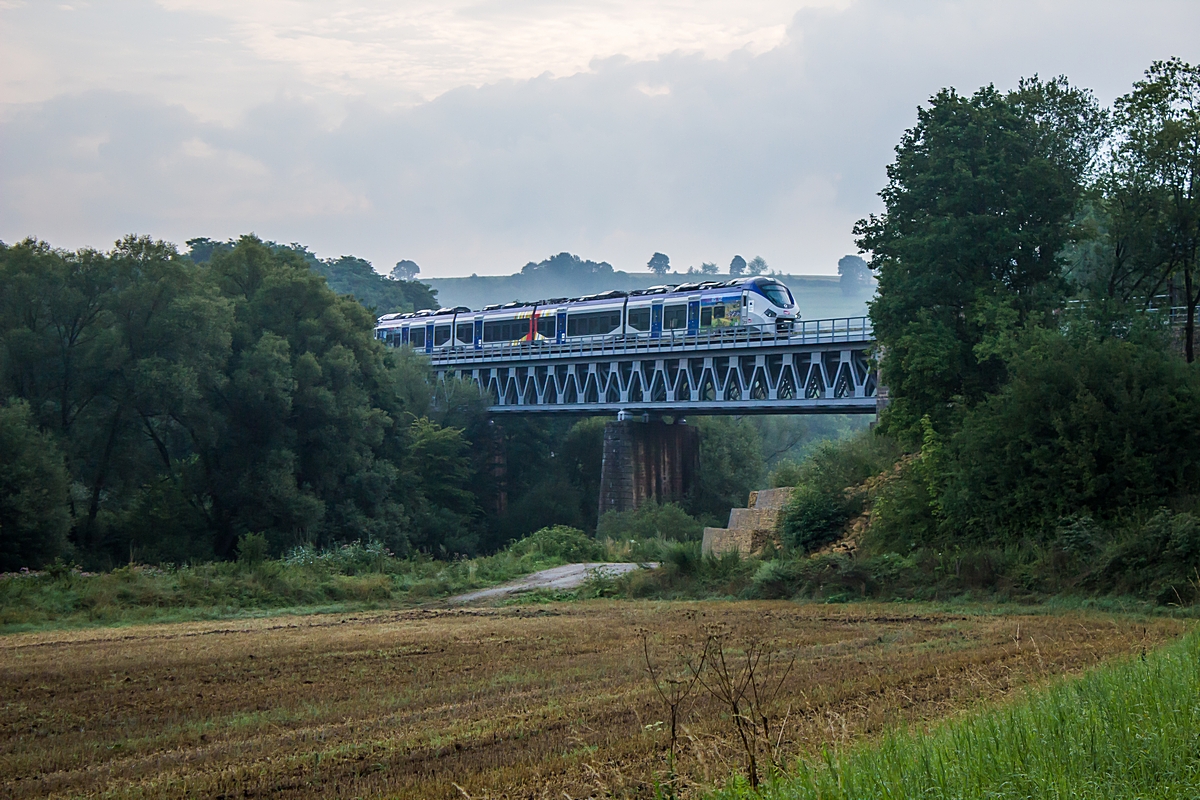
[[597, 415, 700, 515]]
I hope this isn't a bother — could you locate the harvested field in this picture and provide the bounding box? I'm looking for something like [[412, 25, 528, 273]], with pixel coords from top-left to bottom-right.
[[0, 601, 1187, 799]]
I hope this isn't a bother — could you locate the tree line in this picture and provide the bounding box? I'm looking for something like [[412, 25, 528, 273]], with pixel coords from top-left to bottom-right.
[[0, 234, 819, 570], [855, 59, 1200, 560]]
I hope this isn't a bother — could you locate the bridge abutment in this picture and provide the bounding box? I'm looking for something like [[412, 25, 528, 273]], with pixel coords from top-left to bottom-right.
[[598, 418, 699, 515]]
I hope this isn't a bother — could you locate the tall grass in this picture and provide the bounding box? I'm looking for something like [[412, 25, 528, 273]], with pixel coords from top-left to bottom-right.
[[0, 527, 610, 631], [714, 631, 1200, 800]]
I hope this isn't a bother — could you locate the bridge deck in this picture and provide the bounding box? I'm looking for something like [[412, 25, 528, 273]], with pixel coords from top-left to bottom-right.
[[422, 316, 878, 416]]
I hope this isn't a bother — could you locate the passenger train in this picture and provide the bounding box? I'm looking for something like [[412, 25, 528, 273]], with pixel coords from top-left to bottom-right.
[[374, 276, 799, 353]]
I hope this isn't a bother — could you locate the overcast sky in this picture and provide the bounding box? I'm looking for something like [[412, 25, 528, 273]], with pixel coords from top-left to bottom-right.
[[2, 1, 1198, 277]]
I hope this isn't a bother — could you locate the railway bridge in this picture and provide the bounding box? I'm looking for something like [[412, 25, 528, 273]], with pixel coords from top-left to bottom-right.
[[429, 316, 878, 415], [422, 316, 880, 515]]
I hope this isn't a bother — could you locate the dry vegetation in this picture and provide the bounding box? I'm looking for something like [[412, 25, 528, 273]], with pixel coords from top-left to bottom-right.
[[0, 601, 1187, 799]]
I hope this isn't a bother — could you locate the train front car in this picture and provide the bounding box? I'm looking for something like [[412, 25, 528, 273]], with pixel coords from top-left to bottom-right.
[[736, 276, 798, 332]]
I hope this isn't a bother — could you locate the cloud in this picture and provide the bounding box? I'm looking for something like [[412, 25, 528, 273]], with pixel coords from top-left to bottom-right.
[[2, 0, 1200, 276]]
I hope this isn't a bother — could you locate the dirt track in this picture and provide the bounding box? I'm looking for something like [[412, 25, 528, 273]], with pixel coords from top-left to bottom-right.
[[448, 561, 653, 603]]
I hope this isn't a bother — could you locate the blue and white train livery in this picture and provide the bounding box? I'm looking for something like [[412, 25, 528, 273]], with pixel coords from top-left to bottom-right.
[[373, 276, 798, 353]]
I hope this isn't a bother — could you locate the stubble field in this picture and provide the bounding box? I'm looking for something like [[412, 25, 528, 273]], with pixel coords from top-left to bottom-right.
[[0, 601, 1187, 799]]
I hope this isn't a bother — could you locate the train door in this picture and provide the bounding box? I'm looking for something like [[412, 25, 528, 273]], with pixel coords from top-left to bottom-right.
[[741, 290, 752, 327], [650, 302, 663, 339], [687, 296, 701, 336], [555, 309, 567, 344], [424, 322, 434, 355], [401, 326, 410, 346], [473, 316, 483, 351]]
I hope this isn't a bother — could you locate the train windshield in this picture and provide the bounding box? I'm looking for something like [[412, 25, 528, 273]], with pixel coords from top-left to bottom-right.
[[760, 281, 793, 308]]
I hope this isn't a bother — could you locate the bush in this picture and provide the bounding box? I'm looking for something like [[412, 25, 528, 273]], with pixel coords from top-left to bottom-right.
[[1092, 510, 1200, 603], [237, 532, 269, 565], [596, 502, 704, 542], [782, 486, 848, 552], [768, 460, 804, 488], [941, 329, 1200, 541], [774, 431, 903, 554], [784, 431, 902, 497], [506, 525, 606, 563]]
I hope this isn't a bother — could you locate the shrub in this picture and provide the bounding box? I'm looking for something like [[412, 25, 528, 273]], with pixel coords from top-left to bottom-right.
[[507, 525, 606, 563], [237, 532, 269, 565], [782, 486, 848, 552], [768, 460, 804, 488], [774, 430, 904, 553], [1092, 510, 1200, 603], [940, 329, 1200, 541], [596, 502, 704, 542]]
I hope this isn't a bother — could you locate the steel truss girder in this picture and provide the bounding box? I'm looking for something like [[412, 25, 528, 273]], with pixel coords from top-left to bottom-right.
[[434, 343, 877, 416]]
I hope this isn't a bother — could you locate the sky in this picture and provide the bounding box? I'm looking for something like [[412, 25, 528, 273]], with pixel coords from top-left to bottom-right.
[[2, 1, 1198, 277]]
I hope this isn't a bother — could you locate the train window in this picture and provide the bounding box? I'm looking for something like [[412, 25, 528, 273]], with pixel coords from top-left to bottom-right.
[[627, 306, 651, 331], [434, 325, 452, 346], [714, 305, 726, 319], [410, 327, 425, 348], [484, 319, 527, 342], [536, 316, 556, 338], [701, 307, 713, 327], [456, 323, 473, 343], [761, 281, 793, 307], [663, 304, 687, 330], [567, 310, 622, 337]]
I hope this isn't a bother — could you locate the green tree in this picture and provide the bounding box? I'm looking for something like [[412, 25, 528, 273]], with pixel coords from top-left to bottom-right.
[[0, 400, 71, 570], [838, 255, 871, 297], [0, 236, 232, 561], [390, 259, 420, 281], [648, 252, 671, 275], [857, 77, 1107, 442], [747, 256, 768, 276], [691, 417, 765, 521], [197, 237, 423, 557], [730, 255, 747, 276], [521, 252, 614, 279], [1109, 58, 1200, 361]]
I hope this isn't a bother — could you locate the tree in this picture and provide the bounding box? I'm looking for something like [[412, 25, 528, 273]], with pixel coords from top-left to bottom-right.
[[729, 255, 747, 276], [700, 262, 719, 275], [747, 256, 767, 276], [690, 417, 765, 521], [648, 252, 671, 275], [0, 400, 71, 570], [856, 76, 1106, 441], [1109, 59, 1200, 361], [521, 252, 614, 278], [837, 254, 872, 297], [390, 259, 420, 281]]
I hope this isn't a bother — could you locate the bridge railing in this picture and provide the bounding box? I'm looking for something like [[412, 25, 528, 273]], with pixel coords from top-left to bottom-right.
[[426, 316, 873, 366]]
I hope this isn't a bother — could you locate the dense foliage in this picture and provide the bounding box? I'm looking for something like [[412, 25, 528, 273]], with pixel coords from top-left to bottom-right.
[[0, 236, 476, 568], [858, 77, 1107, 442], [756, 60, 1200, 606]]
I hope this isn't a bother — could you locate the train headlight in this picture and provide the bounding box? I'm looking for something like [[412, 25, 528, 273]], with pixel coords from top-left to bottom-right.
[[765, 309, 777, 318]]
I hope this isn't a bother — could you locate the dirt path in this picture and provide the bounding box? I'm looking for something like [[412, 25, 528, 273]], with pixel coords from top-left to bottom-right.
[[449, 561, 655, 603]]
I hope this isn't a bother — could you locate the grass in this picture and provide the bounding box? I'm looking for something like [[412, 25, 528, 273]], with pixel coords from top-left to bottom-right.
[[712, 628, 1200, 800], [0, 601, 1186, 799], [0, 532, 605, 632]]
